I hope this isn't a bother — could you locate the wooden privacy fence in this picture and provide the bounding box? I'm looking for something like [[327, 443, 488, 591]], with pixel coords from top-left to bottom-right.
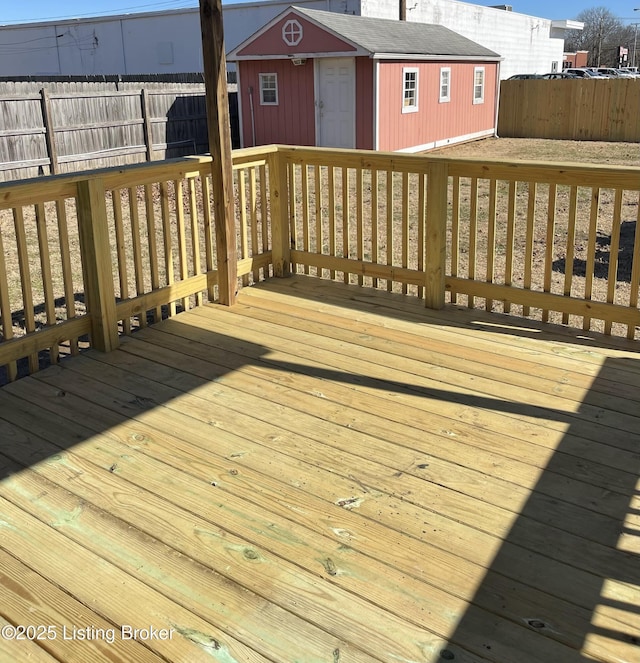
[[0, 82, 211, 181], [1, 145, 639, 384], [498, 78, 640, 141]]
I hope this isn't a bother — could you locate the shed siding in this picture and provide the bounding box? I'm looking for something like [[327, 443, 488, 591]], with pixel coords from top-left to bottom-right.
[[377, 61, 497, 151], [355, 57, 374, 150], [239, 60, 315, 147], [237, 14, 356, 57]]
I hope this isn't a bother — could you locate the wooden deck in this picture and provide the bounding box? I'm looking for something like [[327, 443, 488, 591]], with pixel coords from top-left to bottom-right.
[[0, 275, 639, 663]]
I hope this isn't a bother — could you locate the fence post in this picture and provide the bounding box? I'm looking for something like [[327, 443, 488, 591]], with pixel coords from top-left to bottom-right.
[[76, 178, 119, 352], [40, 89, 59, 175], [268, 149, 290, 277], [140, 88, 154, 162], [424, 161, 448, 309]]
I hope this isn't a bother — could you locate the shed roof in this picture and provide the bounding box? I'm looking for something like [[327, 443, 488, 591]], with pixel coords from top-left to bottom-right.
[[293, 7, 500, 58], [228, 6, 501, 61]]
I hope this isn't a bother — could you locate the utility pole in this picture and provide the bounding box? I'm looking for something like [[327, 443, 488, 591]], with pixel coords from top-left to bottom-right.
[[635, 9, 640, 68], [597, 14, 604, 66]]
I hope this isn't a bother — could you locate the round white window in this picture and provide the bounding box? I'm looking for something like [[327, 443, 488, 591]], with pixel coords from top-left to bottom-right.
[[282, 19, 303, 47]]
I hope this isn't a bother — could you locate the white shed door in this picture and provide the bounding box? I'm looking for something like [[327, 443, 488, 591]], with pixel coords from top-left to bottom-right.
[[316, 58, 355, 148]]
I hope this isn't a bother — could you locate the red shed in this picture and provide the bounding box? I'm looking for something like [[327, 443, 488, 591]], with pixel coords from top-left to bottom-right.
[[228, 6, 501, 152]]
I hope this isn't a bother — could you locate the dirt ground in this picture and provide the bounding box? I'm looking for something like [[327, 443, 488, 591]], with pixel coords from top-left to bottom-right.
[[422, 138, 639, 340], [431, 137, 640, 166]]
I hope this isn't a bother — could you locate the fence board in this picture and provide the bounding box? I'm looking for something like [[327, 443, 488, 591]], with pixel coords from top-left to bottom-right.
[[498, 79, 640, 141], [0, 76, 238, 181]]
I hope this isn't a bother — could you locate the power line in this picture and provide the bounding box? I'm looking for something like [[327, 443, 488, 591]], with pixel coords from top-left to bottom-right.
[[1, 1, 196, 25]]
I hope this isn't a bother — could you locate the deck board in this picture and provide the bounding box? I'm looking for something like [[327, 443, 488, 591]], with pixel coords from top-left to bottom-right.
[[0, 276, 639, 663]]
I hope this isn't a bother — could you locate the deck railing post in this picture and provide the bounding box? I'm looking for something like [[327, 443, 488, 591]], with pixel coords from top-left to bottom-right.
[[268, 148, 291, 277], [424, 161, 448, 309], [200, 0, 237, 305], [76, 178, 120, 352]]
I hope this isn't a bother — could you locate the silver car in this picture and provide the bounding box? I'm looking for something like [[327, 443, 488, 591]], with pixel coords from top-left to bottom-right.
[[563, 68, 599, 78], [596, 68, 634, 78]]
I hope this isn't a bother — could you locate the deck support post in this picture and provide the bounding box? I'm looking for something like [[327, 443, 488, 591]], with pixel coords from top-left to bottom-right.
[[199, 0, 237, 305], [76, 178, 120, 352], [424, 161, 448, 309], [269, 148, 291, 277]]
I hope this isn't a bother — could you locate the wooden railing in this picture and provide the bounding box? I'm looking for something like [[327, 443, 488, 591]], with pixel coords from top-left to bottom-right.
[[1, 144, 639, 383], [0, 148, 275, 383], [277, 146, 640, 341]]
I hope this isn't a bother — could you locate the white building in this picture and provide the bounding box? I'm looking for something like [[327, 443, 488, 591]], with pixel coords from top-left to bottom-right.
[[363, 2, 583, 78], [0, 0, 580, 80]]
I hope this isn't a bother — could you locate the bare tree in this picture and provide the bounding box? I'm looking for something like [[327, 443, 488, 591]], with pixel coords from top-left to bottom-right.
[[565, 6, 629, 67]]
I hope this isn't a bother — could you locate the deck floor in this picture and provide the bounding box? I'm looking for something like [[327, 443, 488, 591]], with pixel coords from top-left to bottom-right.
[[1, 276, 639, 663]]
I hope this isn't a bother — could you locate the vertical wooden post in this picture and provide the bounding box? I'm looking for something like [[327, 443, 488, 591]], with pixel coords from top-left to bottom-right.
[[40, 89, 59, 175], [76, 178, 119, 352], [141, 88, 154, 162], [424, 161, 448, 310], [268, 149, 290, 277], [199, 0, 237, 305]]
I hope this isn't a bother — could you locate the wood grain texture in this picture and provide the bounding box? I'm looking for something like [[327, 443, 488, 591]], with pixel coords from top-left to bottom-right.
[[76, 179, 119, 351], [498, 78, 640, 142], [0, 275, 638, 663], [200, 0, 237, 305], [424, 162, 448, 309], [267, 150, 290, 277]]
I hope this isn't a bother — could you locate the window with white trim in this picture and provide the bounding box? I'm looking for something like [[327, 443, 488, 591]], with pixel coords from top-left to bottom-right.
[[439, 67, 451, 103], [282, 19, 303, 46], [473, 67, 485, 104], [259, 73, 278, 105], [402, 67, 418, 113]]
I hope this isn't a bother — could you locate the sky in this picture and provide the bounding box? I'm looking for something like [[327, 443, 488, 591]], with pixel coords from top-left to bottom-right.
[[1, 0, 639, 25]]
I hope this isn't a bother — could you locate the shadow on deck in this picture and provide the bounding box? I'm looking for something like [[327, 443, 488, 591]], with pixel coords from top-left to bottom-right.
[[442, 351, 640, 662], [0, 276, 638, 662]]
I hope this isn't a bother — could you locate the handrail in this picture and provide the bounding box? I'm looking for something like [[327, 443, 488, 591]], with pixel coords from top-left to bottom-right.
[[276, 145, 640, 189], [0, 155, 215, 209]]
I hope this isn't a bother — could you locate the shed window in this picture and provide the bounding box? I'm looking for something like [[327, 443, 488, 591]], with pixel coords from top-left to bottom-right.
[[259, 73, 278, 105], [439, 67, 451, 102], [282, 19, 303, 46], [402, 68, 418, 113], [473, 67, 485, 104]]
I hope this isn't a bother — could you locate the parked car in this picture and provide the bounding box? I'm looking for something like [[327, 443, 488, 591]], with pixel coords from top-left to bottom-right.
[[585, 68, 611, 77], [542, 72, 578, 79], [507, 74, 544, 79], [596, 68, 634, 78], [564, 68, 600, 78]]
